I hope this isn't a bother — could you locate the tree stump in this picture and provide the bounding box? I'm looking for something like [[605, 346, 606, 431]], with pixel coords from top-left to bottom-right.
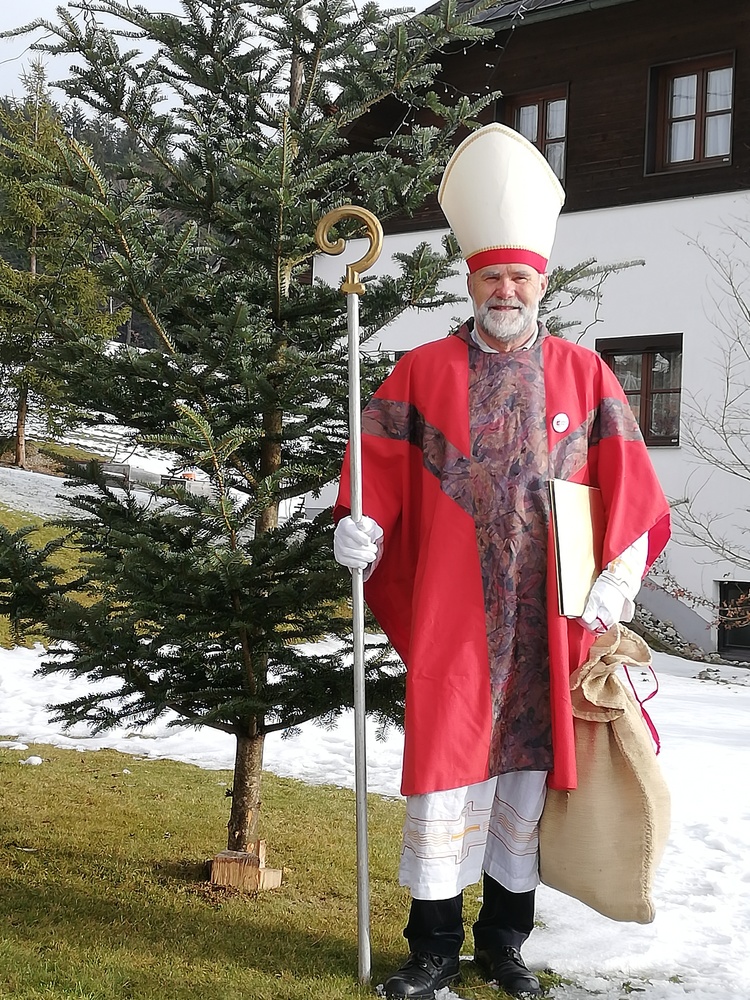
[[210, 839, 282, 891]]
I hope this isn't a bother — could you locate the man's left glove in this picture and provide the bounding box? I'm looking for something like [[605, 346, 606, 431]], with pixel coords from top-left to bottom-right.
[[577, 570, 631, 634], [577, 532, 649, 634]]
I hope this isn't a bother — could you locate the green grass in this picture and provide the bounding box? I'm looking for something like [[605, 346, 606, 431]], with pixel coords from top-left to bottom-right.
[[0, 438, 109, 475], [36, 441, 110, 466], [0, 745, 564, 999], [0, 442, 108, 651]]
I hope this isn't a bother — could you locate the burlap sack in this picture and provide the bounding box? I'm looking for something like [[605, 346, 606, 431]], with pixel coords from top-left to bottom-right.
[[539, 624, 670, 923]]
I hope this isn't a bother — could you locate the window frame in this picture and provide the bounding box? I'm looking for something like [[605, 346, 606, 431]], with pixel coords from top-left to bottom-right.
[[648, 52, 735, 174], [596, 333, 683, 448], [718, 581, 750, 654], [503, 84, 569, 182]]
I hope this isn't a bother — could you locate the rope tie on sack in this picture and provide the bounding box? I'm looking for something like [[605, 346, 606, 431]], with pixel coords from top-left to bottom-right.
[[622, 664, 661, 755]]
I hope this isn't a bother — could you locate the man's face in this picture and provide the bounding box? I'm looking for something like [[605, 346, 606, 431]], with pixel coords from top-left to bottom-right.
[[467, 263, 548, 348]]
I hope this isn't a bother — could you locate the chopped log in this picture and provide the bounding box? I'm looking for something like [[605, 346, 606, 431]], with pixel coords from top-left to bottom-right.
[[210, 839, 282, 892]]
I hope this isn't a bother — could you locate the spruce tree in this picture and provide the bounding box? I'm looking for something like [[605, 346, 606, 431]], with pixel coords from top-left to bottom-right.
[[0, 0, 499, 852], [0, 61, 120, 465]]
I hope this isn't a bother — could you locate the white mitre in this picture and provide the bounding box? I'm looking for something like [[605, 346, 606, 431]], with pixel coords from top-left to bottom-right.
[[438, 123, 565, 274]]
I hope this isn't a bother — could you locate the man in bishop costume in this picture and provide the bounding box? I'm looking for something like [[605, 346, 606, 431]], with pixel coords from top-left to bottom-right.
[[334, 124, 671, 999]]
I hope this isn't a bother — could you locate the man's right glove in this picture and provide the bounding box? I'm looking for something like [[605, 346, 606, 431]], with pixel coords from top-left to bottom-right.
[[333, 515, 384, 573]]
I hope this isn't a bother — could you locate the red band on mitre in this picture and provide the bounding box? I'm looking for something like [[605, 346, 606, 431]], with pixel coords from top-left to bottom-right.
[[466, 247, 548, 274]]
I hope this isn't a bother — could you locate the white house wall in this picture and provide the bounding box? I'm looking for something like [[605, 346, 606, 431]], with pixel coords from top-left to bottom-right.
[[314, 191, 750, 648]]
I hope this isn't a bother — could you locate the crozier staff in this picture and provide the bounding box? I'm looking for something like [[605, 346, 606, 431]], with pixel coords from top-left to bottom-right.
[[334, 123, 671, 999]]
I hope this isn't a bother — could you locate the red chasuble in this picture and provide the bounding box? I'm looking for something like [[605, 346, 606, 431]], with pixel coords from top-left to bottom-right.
[[335, 325, 670, 796]]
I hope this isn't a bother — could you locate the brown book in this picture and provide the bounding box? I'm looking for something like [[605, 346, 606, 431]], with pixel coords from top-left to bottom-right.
[[548, 479, 605, 617]]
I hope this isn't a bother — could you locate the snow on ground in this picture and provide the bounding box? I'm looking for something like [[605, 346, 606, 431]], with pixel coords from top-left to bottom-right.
[[0, 640, 405, 794], [61, 420, 180, 478], [0, 465, 100, 519], [0, 429, 299, 520], [0, 464, 170, 521], [1, 466, 750, 998]]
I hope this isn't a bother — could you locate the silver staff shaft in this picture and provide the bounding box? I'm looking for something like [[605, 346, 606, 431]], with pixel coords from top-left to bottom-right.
[[314, 205, 383, 986], [347, 289, 371, 984]]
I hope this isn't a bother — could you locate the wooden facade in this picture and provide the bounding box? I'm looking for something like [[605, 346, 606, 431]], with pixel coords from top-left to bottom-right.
[[358, 0, 750, 233]]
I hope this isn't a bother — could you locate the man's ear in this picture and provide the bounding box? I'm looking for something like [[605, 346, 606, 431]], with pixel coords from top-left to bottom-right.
[[539, 272, 549, 297]]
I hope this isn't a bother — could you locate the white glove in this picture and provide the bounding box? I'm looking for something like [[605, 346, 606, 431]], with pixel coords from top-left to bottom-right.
[[577, 570, 630, 634], [577, 532, 649, 634], [333, 516, 384, 573]]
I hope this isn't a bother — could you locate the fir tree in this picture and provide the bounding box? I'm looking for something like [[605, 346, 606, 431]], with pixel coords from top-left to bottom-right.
[[0, 0, 500, 852], [0, 60, 121, 465]]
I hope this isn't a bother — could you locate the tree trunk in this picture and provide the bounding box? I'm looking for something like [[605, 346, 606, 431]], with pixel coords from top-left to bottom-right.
[[290, 51, 304, 112], [256, 406, 283, 535], [227, 731, 265, 851], [14, 383, 28, 468], [223, 48, 300, 854], [16, 218, 37, 470]]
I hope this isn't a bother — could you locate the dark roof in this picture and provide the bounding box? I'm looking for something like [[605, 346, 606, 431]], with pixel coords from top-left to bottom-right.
[[447, 0, 636, 29]]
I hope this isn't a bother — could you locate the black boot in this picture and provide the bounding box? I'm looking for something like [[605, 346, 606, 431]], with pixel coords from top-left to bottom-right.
[[472, 874, 541, 996], [473, 945, 542, 997], [383, 952, 461, 999], [384, 894, 464, 998]]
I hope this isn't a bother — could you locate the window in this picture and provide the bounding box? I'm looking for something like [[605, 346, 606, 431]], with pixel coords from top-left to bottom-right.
[[649, 54, 734, 172], [596, 334, 682, 447], [718, 582, 750, 654], [504, 87, 568, 181]]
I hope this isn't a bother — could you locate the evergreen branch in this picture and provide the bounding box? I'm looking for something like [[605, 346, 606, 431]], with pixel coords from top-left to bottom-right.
[[172, 401, 236, 545]]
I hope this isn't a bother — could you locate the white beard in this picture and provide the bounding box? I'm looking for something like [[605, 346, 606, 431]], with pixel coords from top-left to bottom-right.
[[475, 296, 540, 345]]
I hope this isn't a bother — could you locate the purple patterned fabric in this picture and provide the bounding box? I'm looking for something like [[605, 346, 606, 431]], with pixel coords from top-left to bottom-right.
[[464, 325, 553, 775], [362, 399, 476, 515]]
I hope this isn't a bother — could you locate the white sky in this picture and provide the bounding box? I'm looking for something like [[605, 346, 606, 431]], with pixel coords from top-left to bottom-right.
[[0, 0, 434, 102], [0, 0, 188, 100]]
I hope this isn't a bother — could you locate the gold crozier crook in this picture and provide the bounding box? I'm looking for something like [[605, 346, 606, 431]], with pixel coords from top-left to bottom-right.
[[315, 205, 384, 295]]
